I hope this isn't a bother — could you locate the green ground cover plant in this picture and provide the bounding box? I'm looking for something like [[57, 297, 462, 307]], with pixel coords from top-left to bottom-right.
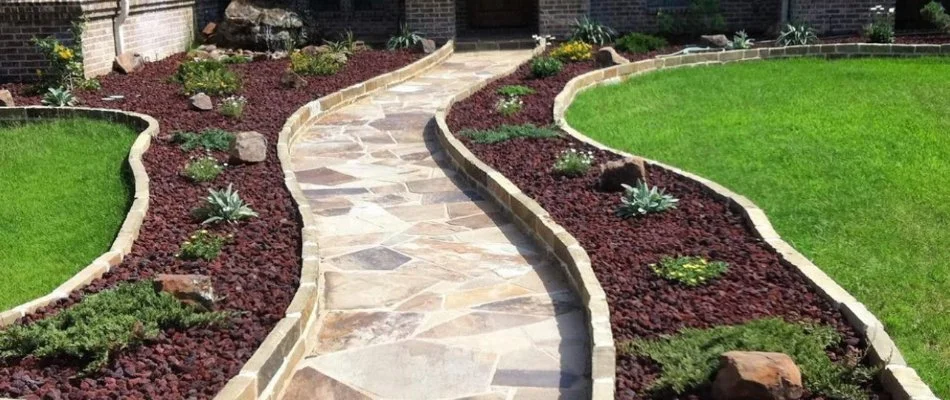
[[0, 118, 136, 309], [566, 57, 950, 395], [459, 124, 560, 144], [172, 129, 234, 152]]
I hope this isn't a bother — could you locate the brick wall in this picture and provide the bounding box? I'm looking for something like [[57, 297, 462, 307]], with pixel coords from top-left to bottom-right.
[[0, 2, 83, 83], [790, 0, 893, 34], [539, 0, 589, 37], [406, 0, 456, 39], [589, 0, 780, 35], [294, 0, 402, 42]]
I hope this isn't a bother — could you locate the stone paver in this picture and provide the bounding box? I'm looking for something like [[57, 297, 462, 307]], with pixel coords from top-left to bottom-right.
[[283, 51, 591, 400]]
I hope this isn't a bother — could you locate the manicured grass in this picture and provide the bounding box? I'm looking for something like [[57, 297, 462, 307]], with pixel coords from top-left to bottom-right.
[[567, 57, 950, 396], [0, 118, 135, 310]]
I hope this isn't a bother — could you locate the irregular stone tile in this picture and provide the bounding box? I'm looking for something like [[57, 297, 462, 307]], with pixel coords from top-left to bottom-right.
[[473, 295, 581, 317], [310, 340, 496, 399], [536, 339, 592, 376], [492, 369, 579, 388], [447, 201, 499, 218], [369, 111, 432, 131], [322, 232, 391, 249], [325, 272, 437, 310], [448, 213, 507, 230], [295, 167, 358, 186], [385, 204, 447, 223], [283, 368, 371, 400], [395, 292, 443, 312], [407, 177, 461, 193], [421, 190, 483, 204], [397, 260, 469, 282], [399, 151, 431, 161], [304, 187, 369, 199], [456, 393, 507, 400], [520, 311, 590, 343], [313, 311, 425, 354], [370, 149, 398, 159], [329, 246, 411, 271], [369, 183, 406, 194], [405, 221, 471, 236], [417, 312, 546, 339], [444, 284, 533, 309]]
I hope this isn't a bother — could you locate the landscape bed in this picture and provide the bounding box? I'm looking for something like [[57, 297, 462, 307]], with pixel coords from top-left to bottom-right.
[[0, 49, 420, 399]]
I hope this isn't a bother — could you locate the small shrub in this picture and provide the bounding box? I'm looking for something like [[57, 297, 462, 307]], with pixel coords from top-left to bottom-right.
[[553, 148, 595, 177], [172, 129, 235, 152], [177, 229, 232, 261], [459, 124, 560, 144], [497, 85, 536, 97], [621, 318, 877, 399], [651, 256, 728, 286], [865, 5, 895, 43], [41, 87, 77, 107], [324, 30, 358, 56], [77, 78, 101, 91], [657, 0, 726, 37], [922, 1, 950, 32], [778, 23, 819, 46], [615, 32, 668, 54], [174, 59, 242, 96], [550, 41, 593, 62], [31, 19, 87, 90], [219, 95, 247, 119], [182, 155, 225, 183], [0, 281, 229, 374], [193, 184, 259, 225], [616, 182, 678, 218], [290, 51, 346, 76], [495, 96, 524, 117], [730, 30, 755, 49], [570, 17, 616, 45], [220, 54, 252, 64], [388, 24, 423, 50], [530, 56, 563, 78]]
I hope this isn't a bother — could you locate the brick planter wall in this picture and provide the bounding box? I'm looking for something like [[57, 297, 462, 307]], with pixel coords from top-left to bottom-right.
[[590, 0, 782, 35], [407, 0, 457, 40], [790, 0, 896, 34]]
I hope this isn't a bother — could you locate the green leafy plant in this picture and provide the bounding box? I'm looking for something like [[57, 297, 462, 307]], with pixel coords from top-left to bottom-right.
[[778, 23, 820, 46], [497, 85, 536, 97], [219, 95, 247, 119], [176, 229, 232, 261], [570, 17, 616, 45], [388, 24, 423, 50], [41, 87, 77, 107], [324, 29, 358, 55], [621, 318, 877, 399], [182, 155, 225, 183], [31, 19, 88, 91], [553, 148, 595, 177], [657, 0, 726, 37], [651, 256, 728, 286], [219, 54, 252, 64], [495, 96, 524, 117], [922, 1, 950, 32], [290, 51, 346, 76], [172, 129, 235, 152], [616, 182, 678, 218], [174, 59, 241, 96], [615, 32, 668, 54], [530, 56, 564, 78], [192, 184, 259, 225], [0, 281, 229, 374], [865, 5, 895, 43], [459, 124, 560, 144], [550, 41, 593, 62], [730, 30, 754, 49]]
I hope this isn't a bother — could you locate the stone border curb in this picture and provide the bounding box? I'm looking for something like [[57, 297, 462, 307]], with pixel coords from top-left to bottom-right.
[[552, 44, 942, 400], [432, 40, 616, 400], [213, 41, 456, 400], [0, 106, 156, 328]]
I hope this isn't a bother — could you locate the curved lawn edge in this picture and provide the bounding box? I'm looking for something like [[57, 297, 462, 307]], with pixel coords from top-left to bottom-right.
[[0, 107, 155, 327], [434, 39, 617, 400], [212, 40, 456, 400], [555, 44, 943, 400]]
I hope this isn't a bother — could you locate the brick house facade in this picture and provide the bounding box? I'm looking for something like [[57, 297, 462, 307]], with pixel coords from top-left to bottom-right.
[[1, 0, 892, 83]]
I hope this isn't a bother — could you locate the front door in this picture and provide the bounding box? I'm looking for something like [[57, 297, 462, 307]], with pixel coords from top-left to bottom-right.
[[469, 0, 535, 29]]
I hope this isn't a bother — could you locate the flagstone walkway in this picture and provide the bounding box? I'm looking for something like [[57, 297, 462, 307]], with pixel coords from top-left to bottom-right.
[[282, 51, 592, 400]]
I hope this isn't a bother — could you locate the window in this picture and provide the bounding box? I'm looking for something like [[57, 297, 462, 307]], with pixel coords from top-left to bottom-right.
[[313, 0, 341, 11]]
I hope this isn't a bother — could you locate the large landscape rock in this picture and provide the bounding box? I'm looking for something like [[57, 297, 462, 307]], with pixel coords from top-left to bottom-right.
[[597, 156, 648, 192], [113, 52, 144, 74], [229, 131, 267, 163], [281, 69, 307, 89], [701, 34, 731, 48], [595, 46, 629, 67], [154, 274, 216, 311], [0, 89, 14, 107], [190, 93, 213, 111], [416, 38, 437, 54], [713, 351, 804, 400], [217, 0, 303, 51]]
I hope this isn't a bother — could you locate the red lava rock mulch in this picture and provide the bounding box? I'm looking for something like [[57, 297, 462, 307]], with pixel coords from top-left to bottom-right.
[[446, 50, 884, 399], [0, 49, 420, 399]]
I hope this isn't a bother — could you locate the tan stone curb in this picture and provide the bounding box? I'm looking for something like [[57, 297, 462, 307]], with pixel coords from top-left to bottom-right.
[[215, 41, 457, 400], [0, 106, 156, 328], [432, 39, 615, 400], [552, 44, 942, 400]]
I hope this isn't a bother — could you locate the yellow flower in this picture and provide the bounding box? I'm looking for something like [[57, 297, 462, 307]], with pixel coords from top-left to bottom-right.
[[57, 47, 74, 61]]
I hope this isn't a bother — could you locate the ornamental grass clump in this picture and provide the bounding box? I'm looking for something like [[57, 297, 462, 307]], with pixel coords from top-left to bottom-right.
[[616, 182, 678, 218], [777, 23, 819, 46], [570, 17, 616, 45], [459, 124, 560, 144], [530, 56, 563, 78], [651, 256, 728, 287], [193, 184, 259, 225], [387, 24, 423, 50], [182, 155, 225, 183], [177, 229, 232, 261], [553, 148, 595, 177], [550, 41, 593, 62], [0, 281, 229, 374], [172, 129, 235, 152]]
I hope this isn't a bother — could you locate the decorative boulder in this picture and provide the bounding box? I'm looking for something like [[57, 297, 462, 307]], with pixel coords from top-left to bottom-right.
[[598, 156, 648, 192], [229, 131, 267, 163], [113, 52, 144, 74], [190, 93, 213, 111], [280, 69, 307, 89], [416, 38, 437, 54], [202, 22, 217, 37], [217, 0, 303, 51], [153, 274, 216, 311], [301, 45, 331, 56], [0, 89, 14, 107], [701, 34, 731, 48], [712, 351, 804, 400], [596, 47, 629, 68]]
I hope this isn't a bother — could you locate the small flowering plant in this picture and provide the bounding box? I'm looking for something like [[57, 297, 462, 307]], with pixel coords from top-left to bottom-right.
[[183, 154, 225, 183], [176, 229, 233, 261], [495, 96, 524, 117], [31, 19, 89, 90], [553, 148, 595, 177], [865, 5, 895, 43], [651, 256, 729, 287], [532, 34, 555, 49], [219, 96, 247, 119]]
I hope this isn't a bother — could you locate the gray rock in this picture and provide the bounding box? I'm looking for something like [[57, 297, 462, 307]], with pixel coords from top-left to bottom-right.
[[113, 52, 144, 74], [153, 274, 216, 311], [229, 131, 267, 163], [595, 47, 629, 67], [280, 69, 307, 89], [190, 93, 213, 111], [598, 157, 648, 192], [0, 89, 14, 107], [416, 38, 437, 54], [701, 34, 731, 48], [301, 45, 331, 56], [217, 0, 303, 51]]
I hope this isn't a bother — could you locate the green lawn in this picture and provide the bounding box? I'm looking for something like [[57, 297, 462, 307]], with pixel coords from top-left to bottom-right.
[[567, 57, 950, 396], [0, 118, 135, 310]]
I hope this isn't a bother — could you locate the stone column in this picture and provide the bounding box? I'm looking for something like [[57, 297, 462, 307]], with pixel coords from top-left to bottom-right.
[[539, 0, 590, 38], [405, 0, 457, 40]]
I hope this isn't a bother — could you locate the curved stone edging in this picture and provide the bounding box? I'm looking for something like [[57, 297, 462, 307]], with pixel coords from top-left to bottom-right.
[[433, 41, 617, 400], [553, 44, 943, 400], [212, 41, 457, 400], [0, 106, 156, 327]]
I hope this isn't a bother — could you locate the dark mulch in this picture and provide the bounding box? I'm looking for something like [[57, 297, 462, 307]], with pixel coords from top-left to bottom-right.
[[0, 49, 420, 399], [446, 51, 885, 398]]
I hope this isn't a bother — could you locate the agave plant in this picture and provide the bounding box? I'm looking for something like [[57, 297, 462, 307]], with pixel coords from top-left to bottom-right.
[[616, 182, 678, 218], [193, 184, 259, 225], [41, 87, 77, 107], [777, 23, 819, 46], [730, 30, 755, 50], [570, 17, 616, 45], [387, 24, 423, 50]]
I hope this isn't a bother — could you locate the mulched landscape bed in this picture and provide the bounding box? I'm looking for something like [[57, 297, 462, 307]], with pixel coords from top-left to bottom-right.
[[446, 46, 886, 399], [0, 49, 420, 399]]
